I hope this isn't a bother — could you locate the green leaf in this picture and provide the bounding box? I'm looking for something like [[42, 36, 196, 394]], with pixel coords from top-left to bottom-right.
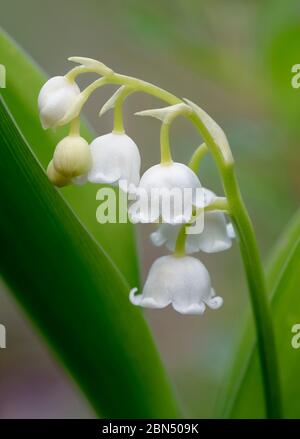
[[216, 210, 300, 418], [0, 27, 138, 286], [266, 210, 300, 292], [258, 0, 300, 136], [0, 96, 179, 418]]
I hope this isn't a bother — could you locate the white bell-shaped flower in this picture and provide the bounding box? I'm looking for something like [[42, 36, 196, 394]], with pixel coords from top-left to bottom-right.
[[128, 162, 209, 224], [130, 255, 223, 315], [87, 132, 141, 190], [151, 211, 234, 254], [38, 76, 80, 129]]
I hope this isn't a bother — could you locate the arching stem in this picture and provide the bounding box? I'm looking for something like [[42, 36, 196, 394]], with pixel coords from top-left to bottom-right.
[[112, 88, 134, 134], [188, 142, 209, 173]]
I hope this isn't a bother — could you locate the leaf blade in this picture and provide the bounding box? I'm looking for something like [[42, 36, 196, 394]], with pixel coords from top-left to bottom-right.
[[0, 27, 139, 286], [0, 96, 179, 418]]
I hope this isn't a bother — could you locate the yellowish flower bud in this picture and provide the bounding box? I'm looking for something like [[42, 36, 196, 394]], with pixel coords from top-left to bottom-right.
[[53, 136, 91, 178], [47, 160, 71, 187]]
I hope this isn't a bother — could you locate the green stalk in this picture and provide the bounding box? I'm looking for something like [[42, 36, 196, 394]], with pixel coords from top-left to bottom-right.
[[113, 101, 125, 133], [188, 142, 209, 173], [69, 116, 80, 136], [174, 225, 187, 257], [160, 122, 173, 164], [112, 88, 134, 134], [188, 109, 282, 418], [221, 165, 282, 418]]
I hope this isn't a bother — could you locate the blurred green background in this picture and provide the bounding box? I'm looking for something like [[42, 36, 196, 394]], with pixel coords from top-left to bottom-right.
[[0, 0, 299, 418]]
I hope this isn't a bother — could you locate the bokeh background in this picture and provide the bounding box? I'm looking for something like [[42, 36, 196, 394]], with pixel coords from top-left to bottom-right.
[[0, 0, 299, 418]]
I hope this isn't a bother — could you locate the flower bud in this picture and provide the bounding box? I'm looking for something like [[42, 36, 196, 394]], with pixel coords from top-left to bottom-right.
[[53, 135, 91, 178], [47, 160, 70, 187], [38, 76, 80, 129]]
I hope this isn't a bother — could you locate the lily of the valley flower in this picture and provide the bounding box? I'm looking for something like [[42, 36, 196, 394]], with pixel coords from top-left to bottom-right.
[[38, 76, 80, 129], [88, 132, 141, 190], [151, 191, 235, 254], [128, 162, 210, 224], [130, 255, 223, 315], [53, 135, 92, 178]]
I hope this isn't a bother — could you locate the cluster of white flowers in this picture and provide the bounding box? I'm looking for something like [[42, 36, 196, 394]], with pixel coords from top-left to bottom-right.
[[38, 66, 235, 316]]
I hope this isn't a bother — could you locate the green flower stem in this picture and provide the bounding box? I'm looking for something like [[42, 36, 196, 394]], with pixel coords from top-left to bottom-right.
[[188, 142, 209, 173], [60, 77, 109, 125], [65, 65, 96, 81], [81, 77, 109, 98], [218, 165, 282, 418], [158, 105, 191, 164], [69, 117, 80, 136], [160, 122, 173, 164], [174, 196, 229, 257], [113, 100, 125, 134], [112, 88, 134, 134], [188, 110, 282, 418], [174, 224, 187, 257], [109, 73, 181, 105], [205, 197, 229, 212], [68, 66, 282, 418]]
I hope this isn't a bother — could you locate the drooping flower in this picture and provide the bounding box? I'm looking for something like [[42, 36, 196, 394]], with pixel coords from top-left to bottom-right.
[[88, 132, 141, 191], [130, 255, 223, 315], [150, 194, 235, 253], [128, 162, 211, 224], [53, 135, 92, 178], [38, 76, 80, 129]]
